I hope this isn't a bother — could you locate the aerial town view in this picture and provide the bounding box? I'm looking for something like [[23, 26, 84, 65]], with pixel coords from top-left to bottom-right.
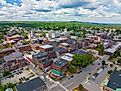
[[0, 0, 121, 91]]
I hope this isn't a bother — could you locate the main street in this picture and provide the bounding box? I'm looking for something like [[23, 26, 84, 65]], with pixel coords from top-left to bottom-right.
[[28, 55, 110, 91], [59, 55, 110, 90]]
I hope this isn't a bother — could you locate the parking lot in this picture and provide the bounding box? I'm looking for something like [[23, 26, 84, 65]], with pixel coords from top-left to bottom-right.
[[1, 67, 37, 85]]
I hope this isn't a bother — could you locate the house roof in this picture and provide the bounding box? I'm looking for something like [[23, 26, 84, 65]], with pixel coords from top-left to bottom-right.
[[107, 70, 121, 90], [16, 77, 47, 91]]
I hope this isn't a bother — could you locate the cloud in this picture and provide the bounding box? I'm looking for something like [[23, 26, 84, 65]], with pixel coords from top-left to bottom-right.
[[0, 0, 121, 23]]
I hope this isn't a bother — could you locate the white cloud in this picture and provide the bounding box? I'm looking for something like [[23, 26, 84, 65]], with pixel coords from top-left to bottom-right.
[[0, 0, 121, 23]]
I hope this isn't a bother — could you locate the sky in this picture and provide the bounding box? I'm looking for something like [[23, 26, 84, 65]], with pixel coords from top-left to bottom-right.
[[0, 0, 121, 23]]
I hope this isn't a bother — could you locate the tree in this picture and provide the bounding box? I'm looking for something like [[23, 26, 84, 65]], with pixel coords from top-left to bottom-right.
[[3, 71, 11, 77], [79, 84, 84, 90], [0, 83, 4, 91], [67, 65, 77, 74], [117, 57, 121, 65], [96, 43, 104, 55], [102, 60, 106, 66], [108, 70, 113, 74]]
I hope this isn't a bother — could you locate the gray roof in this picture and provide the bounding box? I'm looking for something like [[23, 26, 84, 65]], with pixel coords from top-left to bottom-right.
[[32, 52, 47, 59], [55, 47, 67, 52], [107, 70, 121, 90], [16, 77, 47, 91], [53, 59, 68, 67], [4, 52, 24, 62]]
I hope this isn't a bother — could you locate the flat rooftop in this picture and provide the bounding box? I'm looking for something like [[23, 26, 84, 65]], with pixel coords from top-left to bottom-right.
[[53, 59, 68, 68], [4, 52, 24, 62], [104, 42, 121, 54], [61, 56, 73, 62], [65, 53, 74, 57], [107, 70, 121, 90], [40, 59, 53, 65], [15, 44, 30, 48], [16, 77, 46, 91], [0, 48, 14, 53], [40, 44, 53, 49], [32, 52, 47, 58], [7, 34, 22, 38], [55, 47, 67, 52], [72, 50, 86, 54]]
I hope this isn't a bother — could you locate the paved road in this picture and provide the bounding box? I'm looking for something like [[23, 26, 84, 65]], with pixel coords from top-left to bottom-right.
[[29, 55, 110, 91], [60, 55, 110, 90], [82, 80, 102, 91], [93, 66, 111, 85]]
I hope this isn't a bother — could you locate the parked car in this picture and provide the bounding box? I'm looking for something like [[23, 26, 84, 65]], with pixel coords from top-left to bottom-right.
[[77, 70, 82, 74], [71, 75, 74, 78]]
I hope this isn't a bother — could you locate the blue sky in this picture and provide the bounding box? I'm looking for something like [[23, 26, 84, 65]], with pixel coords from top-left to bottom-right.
[[0, 0, 121, 23]]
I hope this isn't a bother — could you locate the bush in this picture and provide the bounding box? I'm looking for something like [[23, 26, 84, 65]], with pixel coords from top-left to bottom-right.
[[3, 71, 11, 77], [79, 84, 84, 90], [108, 70, 113, 74]]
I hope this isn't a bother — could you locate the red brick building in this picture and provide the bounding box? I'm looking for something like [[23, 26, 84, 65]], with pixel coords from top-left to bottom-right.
[[50, 59, 68, 79], [5, 35, 23, 42], [3, 52, 28, 71], [39, 44, 56, 58], [15, 44, 32, 53], [0, 48, 15, 58]]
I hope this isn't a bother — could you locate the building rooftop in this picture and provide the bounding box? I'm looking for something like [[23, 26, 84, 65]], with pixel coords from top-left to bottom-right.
[[16, 77, 47, 91], [7, 34, 22, 38], [60, 53, 73, 62], [40, 59, 53, 65], [4, 52, 24, 62], [104, 42, 121, 54], [72, 50, 86, 54], [107, 70, 121, 90], [54, 47, 67, 52], [32, 52, 47, 59], [0, 48, 14, 53], [61, 56, 73, 62], [65, 53, 74, 57], [15, 44, 30, 48], [67, 39, 77, 44], [40, 44, 53, 49], [53, 59, 68, 68], [61, 43, 69, 46]]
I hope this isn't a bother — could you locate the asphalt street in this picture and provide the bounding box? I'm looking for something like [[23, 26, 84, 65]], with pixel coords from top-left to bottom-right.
[[60, 55, 110, 90]]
